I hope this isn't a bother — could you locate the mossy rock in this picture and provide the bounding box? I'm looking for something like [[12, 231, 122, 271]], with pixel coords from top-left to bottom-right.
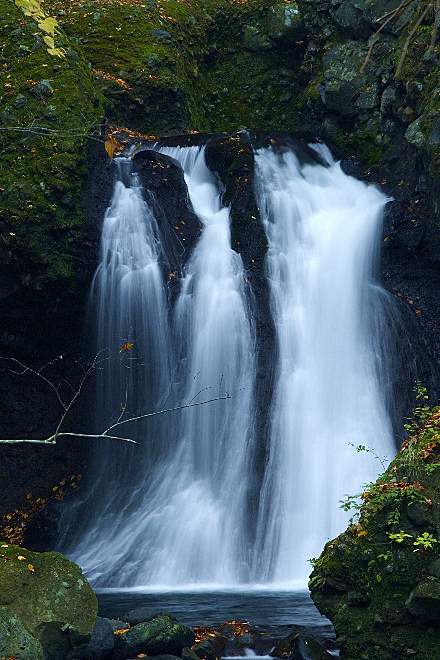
[[406, 578, 440, 622], [0, 0, 104, 295], [0, 543, 97, 658], [309, 408, 440, 659], [0, 606, 44, 660], [113, 613, 195, 660]]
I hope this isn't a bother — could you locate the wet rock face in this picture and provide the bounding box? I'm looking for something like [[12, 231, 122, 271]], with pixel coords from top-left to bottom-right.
[[0, 606, 44, 660], [132, 149, 201, 286], [309, 408, 440, 659], [270, 630, 334, 659], [112, 613, 195, 660], [0, 544, 97, 659], [406, 579, 440, 622]]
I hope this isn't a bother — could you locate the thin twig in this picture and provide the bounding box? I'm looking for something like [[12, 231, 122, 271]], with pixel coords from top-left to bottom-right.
[[361, 0, 413, 73], [376, 0, 414, 23], [0, 396, 234, 446], [102, 394, 233, 436], [53, 352, 106, 441], [0, 357, 67, 411], [425, 0, 439, 57], [0, 126, 106, 144], [0, 348, 236, 445], [396, 1, 433, 78]]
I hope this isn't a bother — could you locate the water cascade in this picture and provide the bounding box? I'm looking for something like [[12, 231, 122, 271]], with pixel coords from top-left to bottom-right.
[[60, 158, 173, 584], [252, 146, 395, 584], [64, 148, 256, 587], [129, 145, 256, 586], [63, 143, 397, 589]]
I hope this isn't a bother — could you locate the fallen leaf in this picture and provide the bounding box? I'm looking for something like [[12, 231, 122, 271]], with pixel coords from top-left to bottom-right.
[[105, 135, 120, 160], [27, 563, 35, 573], [119, 342, 135, 352]]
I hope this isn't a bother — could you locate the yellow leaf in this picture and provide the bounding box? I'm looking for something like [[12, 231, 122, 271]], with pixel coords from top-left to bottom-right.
[[47, 47, 66, 58], [105, 136, 120, 161], [38, 17, 58, 35], [15, 0, 44, 18], [27, 563, 35, 572], [43, 35, 55, 49], [119, 341, 135, 352], [17, 555, 26, 561]]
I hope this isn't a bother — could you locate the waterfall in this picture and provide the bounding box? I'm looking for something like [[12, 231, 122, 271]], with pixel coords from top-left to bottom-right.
[[63, 148, 256, 587], [62, 141, 398, 590], [135, 146, 256, 585], [252, 145, 395, 584], [59, 158, 173, 584]]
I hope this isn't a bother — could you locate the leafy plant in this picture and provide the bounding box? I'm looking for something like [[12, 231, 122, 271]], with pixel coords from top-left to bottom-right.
[[388, 530, 413, 544], [14, 0, 65, 58], [404, 383, 431, 435], [413, 532, 438, 551]]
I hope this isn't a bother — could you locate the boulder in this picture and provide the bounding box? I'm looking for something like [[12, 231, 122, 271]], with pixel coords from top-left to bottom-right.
[[124, 607, 155, 626], [67, 617, 114, 659], [0, 544, 97, 659], [406, 579, 440, 622], [0, 606, 43, 660], [406, 501, 433, 527], [405, 117, 425, 147], [193, 640, 216, 660], [182, 647, 202, 660], [113, 613, 195, 660], [270, 631, 333, 659], [266, 3, 303, 43]]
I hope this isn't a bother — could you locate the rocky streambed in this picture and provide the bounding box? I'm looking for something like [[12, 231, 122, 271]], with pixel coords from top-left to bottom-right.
[[0, 543, 336, 659]]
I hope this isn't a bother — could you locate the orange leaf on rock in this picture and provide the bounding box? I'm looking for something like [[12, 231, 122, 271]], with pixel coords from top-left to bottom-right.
[[105, 136, 120, 161]]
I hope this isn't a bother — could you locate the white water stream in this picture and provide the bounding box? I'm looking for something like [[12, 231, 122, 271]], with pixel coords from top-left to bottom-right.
[[253, 146, 394, 583], [63, 143, 396, 588]]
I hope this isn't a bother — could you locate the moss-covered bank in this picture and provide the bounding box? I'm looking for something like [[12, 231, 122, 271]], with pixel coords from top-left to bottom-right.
[[310, 395, 440, 659], [0, 542, 97, 658], [0, 0, 103, 293]]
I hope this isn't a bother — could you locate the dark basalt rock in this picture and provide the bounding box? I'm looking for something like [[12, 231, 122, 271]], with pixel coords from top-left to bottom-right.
[[406, 580, 440, 622], [112, 614, 195, 660], [407, 501, 433, 528], [124, 607, 157, 627], [133, 148, 201, 295], [68, 617, 115, 660], [192, 640, 216, 660], [270, 631, 333, 659]]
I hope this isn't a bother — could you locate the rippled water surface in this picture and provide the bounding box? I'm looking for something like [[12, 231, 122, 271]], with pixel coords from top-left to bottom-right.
[[98, 589, 335, 644]]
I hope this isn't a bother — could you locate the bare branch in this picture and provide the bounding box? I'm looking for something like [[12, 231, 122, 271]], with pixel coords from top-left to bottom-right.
[[0, 125, 106, 144], [0, 349, 235, 446], [361, 0, 413, 73], [52, 351, 107, 442], [396, 2, 433, 78], [102, 394, 233, 436], [0, 356, 67, 411]]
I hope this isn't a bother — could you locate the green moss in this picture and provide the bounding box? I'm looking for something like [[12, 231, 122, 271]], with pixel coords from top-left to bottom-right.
[[0, 543, 97, 644], [41, 0, 303, 134], [0, 0, 104, 292], [310, 407, 440, 659]]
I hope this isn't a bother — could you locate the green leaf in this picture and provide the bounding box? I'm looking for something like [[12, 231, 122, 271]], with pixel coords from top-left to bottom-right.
[[38, 17, 59, 35]]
